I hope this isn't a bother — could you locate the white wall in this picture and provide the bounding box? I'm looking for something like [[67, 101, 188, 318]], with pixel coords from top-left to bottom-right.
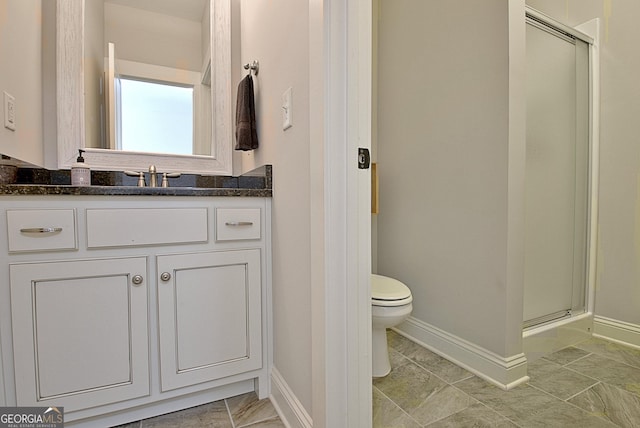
[[104, 3, 203, 72], [376, 0, 525, 358], [0, 0, 44, 167], [201, 0, 210, 63], [237, 0, 313, 415], [526, 0, 640, 333]]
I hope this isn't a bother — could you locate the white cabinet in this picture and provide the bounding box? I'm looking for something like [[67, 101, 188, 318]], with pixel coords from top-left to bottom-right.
[[10, 257, 149, 412], [0, 197, 271, 426], [157, 249, 262, 391]]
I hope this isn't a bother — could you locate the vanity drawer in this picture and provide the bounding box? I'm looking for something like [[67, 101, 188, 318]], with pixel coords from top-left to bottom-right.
[[6, 209, 77, 252], [87, 208, 208, 248], [216, 208, 261, 241]]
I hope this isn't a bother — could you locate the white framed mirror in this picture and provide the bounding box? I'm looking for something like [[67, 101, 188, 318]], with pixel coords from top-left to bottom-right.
[[57, 0, 232, 175]]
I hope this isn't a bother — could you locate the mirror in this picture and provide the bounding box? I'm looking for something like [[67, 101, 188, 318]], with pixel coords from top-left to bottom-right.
[[57, 0, 232, 174], [86, 0, 211, 156]]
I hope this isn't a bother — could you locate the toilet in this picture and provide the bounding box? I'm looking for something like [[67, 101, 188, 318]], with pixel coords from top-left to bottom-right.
[[371, 274, 413, 377]]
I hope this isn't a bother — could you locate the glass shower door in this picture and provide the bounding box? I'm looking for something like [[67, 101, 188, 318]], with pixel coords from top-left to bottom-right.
[[523, 18, 590, 327]]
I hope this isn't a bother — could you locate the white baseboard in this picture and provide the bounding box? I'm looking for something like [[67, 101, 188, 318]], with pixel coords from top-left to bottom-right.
[[395, 317, 529, 390], [593, 316, 640, 349], [270, 367, 312, 428]]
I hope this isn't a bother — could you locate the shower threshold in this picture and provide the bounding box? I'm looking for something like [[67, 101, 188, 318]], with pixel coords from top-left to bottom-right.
[[522, 312, 593, 362], [523, 309, 573, 330]]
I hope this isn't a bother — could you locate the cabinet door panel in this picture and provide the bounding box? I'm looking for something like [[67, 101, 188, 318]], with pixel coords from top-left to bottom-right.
[[157, 249, 261, 391], [175, 264, 248, 370], [10, 257, 149, 411], [35, 275, 131, 397]]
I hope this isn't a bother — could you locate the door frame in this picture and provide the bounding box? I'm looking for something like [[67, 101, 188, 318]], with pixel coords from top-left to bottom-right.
[[314, 0, 372, 426]]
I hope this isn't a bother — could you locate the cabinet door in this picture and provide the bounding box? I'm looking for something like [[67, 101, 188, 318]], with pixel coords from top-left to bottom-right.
[[10, 257, 149, 412], [157, 249, 262, 391]]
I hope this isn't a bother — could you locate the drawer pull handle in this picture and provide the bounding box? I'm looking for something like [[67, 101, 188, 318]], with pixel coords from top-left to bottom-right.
[[225, 221, 253, 227], [160, 272, 172, 281], [20, 227, 63, 234], [132, 275, 144, 285]]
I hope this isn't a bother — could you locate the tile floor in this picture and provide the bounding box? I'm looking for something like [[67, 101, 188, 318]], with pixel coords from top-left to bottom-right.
[[373, 330, 640, 427], [114, 391, 285, 428], [114, 330, 640, 427]]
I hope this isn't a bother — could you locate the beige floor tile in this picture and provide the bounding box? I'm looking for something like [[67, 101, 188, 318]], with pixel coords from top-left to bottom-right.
[[373, 387, 421, 428], [237, 417, 286, 428], [140, 401, 232, 428], [374, 360, 475, 425], [388, 347, 413, 371], [542, 346, 591, 366], [527, 358, 563, 381], [425, 402, 518, 428], [374, 359, 448, 412], [455, 377, 559, 423], [388, 330, 473, 383], [527, 360, 598, 400], [408, 384, 476, 426], [567, 354, 640, 396], [516, 400, 617, 428], [569, 382, 640, 428], [576, 338, 640, 369], [226, 392, 279, 427]]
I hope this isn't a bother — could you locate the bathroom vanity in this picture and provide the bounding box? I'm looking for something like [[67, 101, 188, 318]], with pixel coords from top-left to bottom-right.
[[0, 2, 273, 423], [0, 170, 272, 427]]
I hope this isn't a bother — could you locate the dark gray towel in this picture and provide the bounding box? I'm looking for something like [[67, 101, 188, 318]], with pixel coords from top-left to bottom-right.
[[235, 75, 259, 151]]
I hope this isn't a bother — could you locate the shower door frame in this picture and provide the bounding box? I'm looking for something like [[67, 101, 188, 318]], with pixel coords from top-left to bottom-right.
[[522, 7, 600, 330]]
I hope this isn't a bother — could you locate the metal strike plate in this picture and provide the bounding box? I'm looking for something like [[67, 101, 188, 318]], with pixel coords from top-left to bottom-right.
[[358, 148, 370, 169]]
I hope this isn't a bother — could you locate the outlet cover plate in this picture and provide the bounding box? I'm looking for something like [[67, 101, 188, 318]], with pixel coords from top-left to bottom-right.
[[282, 87, 292, 130], [4, 91, 16, 131]]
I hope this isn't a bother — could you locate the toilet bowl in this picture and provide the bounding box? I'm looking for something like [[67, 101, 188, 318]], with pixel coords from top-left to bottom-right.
[[371, 274, 413, 378]]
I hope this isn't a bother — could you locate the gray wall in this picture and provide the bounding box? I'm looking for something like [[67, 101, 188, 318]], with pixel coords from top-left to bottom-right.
[[376, 0, 526, 357], [0, 0, 44, 166], [84, 0, 104, 151], [526, 0, 640, 330], [237, 0, 314, 414]]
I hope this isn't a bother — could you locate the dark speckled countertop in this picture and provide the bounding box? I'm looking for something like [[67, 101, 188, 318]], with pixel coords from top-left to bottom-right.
[[0, 165, 272, 197]]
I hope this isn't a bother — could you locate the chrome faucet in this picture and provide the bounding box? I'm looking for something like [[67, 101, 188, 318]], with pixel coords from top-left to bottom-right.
[[161, 172, 181, 187], [124, 170, 146, 187], [149, 165, 158, 187], [125, 167, 180, 187]]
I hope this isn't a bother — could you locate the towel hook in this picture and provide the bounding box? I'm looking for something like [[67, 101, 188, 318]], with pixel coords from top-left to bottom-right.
[[243, 60, 259, 76]]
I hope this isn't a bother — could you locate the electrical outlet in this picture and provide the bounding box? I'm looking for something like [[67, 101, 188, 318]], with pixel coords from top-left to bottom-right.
[[4, 91, 16, 131]]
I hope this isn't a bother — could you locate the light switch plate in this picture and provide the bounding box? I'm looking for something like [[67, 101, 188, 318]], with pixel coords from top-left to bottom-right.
[[4, 91, 16, 131], [282, 87, 292, 130]]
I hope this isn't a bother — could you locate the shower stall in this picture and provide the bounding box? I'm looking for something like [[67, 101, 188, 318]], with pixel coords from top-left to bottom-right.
[[523, 9, 597, 333]]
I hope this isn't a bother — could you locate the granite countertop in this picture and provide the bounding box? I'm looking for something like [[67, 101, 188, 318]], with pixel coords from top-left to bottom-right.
[[0, 165, 272, 197]]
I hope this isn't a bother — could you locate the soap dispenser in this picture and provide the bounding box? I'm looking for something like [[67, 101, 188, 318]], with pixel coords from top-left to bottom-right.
[[71, 149, 91, 186]]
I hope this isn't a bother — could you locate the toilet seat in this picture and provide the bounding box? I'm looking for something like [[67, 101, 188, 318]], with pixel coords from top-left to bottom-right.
[[371, 274, 413, 307]]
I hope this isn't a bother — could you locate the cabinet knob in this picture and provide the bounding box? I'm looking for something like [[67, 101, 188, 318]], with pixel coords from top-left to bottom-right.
[[160, 272, 172, 281], [132, 275, 144, 285]]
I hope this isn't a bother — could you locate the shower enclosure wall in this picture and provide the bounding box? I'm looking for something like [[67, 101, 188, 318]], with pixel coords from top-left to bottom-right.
[[523, 10, 597, 334]]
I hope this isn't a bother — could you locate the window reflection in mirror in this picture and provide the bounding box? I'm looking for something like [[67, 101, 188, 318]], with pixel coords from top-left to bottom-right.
[[118, 78, 194, 155], [84, 0, 212, 156]]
